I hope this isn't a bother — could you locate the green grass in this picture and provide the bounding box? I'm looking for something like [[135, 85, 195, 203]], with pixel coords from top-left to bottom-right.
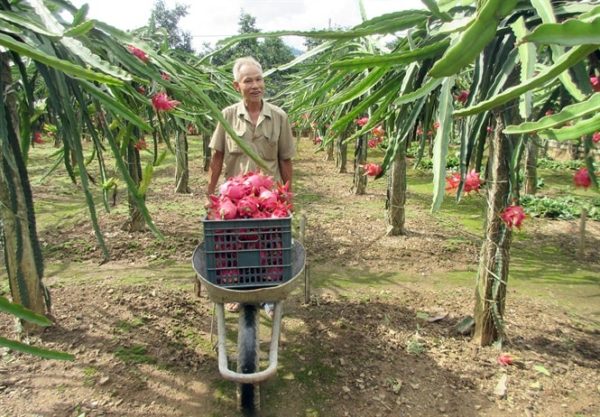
[[430, 256, 600, 324], [211, 378, 236, 408], [114, 344, 156, 364], [114, 317, 146, 333], [82, 366, 99, 386], [405, 169, 486, 235], [41, 260, 195, 290], [310, 264, 416, 293], [11, 140, 599, 317], [4, 136, 597, 416]]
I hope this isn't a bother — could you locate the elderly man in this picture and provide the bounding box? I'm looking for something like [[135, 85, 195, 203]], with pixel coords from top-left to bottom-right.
[[206, 56, 295, 316], [207, 56, 294, 195]]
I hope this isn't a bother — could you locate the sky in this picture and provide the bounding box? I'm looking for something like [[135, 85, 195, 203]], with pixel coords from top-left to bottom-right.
[[69, 0, 425, 51]]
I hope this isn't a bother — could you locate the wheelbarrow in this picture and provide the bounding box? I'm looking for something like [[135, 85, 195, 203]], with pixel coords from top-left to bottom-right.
[[192, 240, 306, 413]]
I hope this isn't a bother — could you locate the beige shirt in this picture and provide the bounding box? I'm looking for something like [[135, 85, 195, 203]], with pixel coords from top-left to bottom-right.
[[209, 100, 295, 181]]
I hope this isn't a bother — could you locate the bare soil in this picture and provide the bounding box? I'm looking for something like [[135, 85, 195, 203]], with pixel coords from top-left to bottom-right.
[[1, 138, 599, 417]]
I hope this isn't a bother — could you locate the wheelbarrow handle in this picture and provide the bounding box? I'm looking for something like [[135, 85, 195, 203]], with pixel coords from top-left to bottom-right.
[[216, 302, 283, 383]]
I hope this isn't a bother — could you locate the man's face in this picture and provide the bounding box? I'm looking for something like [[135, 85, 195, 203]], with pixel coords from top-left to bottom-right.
[[234, 64, 264, 105]]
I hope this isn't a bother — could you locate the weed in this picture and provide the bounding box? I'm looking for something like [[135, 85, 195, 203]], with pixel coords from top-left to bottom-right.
[[212, 379, 235, 405], [114, 345, 155, 364], [114, 317, 146, 333], [82, 366, 98, 386], [406, 329, 426, 355], [304, 408, 320, 417], [521, 194, 600, 221]]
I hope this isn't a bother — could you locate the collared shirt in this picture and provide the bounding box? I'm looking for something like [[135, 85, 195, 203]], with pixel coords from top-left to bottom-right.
[[209, 100, 295, 181]]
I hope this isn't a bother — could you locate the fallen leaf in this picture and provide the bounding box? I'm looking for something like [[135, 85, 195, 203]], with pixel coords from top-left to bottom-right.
[[454, 316, 475, 335], [416, 311, 429, 320], [427, 312, 448, 323], [529, 381, 542, 390], [494, 374, 508, 399], [533, 364, 551, 377]]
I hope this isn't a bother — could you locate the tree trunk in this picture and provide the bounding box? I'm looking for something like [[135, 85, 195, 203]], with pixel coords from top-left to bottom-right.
[[569, 138, 581, 160], [0, 53, 49, 322], [295, 128, 301, 148], [386, 140, 407, 236], [325, 141, 334, 161], [122, 143, 145, 232], [352, 135, 367, 195], [473, 113, 513, 346], [202, 133, 211, 172], [540, 138, 548, 159], [524, 139, 537, 195], [337, 131, 348, 173], [175, 130, 190, 193]]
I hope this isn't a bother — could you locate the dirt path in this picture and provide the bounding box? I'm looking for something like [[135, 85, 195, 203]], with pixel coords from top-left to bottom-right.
[[1, 138, 599, 417]]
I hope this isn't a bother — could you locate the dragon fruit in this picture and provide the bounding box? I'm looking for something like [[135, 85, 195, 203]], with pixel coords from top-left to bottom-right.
[[206, 172, 293, 220]]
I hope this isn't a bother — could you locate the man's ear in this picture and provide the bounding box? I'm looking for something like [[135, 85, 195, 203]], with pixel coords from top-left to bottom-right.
[[233, 81, 240, 92]]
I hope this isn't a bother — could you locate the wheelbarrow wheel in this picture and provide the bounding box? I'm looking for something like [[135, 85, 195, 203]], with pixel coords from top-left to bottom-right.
[[238, 304, 260, 415]]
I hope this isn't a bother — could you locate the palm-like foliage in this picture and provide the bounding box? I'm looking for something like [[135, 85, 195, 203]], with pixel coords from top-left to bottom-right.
[[0, 0, 269, 336], [2, 0, 598, 351], [221, 0, 599, 345]]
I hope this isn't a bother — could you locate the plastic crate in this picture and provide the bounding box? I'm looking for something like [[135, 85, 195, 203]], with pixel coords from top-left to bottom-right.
[[202, 216, 292, 289]]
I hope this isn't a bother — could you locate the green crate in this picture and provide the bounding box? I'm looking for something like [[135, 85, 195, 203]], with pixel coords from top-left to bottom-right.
[[202, 217, 292, 289]]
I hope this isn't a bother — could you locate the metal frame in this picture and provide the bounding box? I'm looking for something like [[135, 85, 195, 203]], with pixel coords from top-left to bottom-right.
[[192, 241, 305, 383], [215, 302, 284, 383]]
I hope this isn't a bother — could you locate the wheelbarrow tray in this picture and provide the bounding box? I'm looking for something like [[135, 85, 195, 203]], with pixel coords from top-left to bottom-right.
[[192, 240, 306, 304]]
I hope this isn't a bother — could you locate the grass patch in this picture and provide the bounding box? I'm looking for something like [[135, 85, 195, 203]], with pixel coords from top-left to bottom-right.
[[114, 344, 156, 364], [114, 317, 146, 333], [211, 378, 236, 407], [168, 325, 214, 354], [310, 264, 418, 294], [40, 260, 195, 290], [82, 366, 99, 386], [271, 345, 337, 405], [430, 258, 600, 323]]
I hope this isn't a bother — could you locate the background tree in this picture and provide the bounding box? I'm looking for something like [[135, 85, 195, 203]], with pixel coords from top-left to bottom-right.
[[148, 0, 193, 53], [207, 11, 295, 97], [210, 12, 260, 66]]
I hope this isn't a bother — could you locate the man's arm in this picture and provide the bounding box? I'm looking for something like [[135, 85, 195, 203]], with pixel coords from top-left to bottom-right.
[[279, 158, 293, 191], [207, 150, 224, 195]]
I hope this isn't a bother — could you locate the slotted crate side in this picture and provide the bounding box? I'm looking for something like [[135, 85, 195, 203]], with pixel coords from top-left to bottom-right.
[[202, 217, 292, 288]]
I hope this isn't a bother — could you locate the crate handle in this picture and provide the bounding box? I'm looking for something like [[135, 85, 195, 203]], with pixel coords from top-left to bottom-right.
[[237, 235, 259, 243]]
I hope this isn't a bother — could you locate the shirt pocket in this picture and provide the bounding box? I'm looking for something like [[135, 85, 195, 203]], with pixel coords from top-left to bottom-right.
[[261, 123, 280, 160], [225, 125, 246, 154]]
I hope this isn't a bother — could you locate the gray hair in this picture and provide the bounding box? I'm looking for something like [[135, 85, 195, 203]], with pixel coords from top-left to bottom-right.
[[233, 56, 263, 81]]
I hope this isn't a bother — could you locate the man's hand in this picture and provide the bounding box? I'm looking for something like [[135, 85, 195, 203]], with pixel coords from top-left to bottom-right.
[[279, 158, 293, 192]]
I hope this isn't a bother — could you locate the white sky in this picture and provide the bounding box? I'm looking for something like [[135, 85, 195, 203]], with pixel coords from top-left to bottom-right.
[[69, 0, 425, 51]]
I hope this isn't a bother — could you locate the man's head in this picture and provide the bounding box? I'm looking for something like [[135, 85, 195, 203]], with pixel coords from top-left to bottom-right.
[[233, 56, 264, 105], [233, 56, 262, 81]]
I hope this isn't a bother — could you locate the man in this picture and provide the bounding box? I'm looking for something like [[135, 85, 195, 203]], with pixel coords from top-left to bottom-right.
[[207, 56, 294, 195], [206, 56, 295, 316]]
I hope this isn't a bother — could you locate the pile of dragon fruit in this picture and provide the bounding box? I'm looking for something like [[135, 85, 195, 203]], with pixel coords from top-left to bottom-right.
[[205, 172, 292, 286], [206, 172, 293, 220]]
